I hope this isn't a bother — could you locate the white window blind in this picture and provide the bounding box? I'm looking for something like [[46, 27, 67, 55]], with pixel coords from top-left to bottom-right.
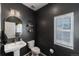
[[54, 12, 74, 50]]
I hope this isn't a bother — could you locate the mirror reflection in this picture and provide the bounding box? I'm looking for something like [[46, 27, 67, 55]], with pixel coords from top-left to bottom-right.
[[4, 16, 22, 43]]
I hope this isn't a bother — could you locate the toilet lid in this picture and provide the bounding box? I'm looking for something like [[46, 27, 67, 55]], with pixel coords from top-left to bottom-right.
[[31, 47, 40, 53]]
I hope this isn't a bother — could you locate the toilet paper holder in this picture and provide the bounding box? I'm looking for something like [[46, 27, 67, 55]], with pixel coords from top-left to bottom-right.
[[50, 48, 54, 54]]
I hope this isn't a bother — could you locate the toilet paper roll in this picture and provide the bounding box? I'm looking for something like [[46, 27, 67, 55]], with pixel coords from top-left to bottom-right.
[[50, 48, 54, 54]]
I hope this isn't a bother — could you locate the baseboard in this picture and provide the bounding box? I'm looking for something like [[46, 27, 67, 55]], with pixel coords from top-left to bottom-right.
[[24, 51, 31, 56], [40, 52, 46, 56], [24, 51, 46, 56]]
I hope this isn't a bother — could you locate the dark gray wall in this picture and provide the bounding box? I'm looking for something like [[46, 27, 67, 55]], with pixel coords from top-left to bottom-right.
[[35, 3, 79, 56], [1, 3, 36, 56], [1, 3, 79, 56]]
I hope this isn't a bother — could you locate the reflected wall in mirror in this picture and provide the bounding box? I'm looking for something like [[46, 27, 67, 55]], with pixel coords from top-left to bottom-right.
[[4, 16, 22, 43]]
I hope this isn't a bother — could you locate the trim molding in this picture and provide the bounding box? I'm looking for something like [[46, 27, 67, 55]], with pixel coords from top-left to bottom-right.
[[40, 52, 46, 56], [24, 51, 46, 56], [24, 51, 31, 56]]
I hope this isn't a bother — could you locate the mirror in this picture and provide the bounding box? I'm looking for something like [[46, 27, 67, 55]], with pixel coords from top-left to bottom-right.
[[4, 16, 22, 43]]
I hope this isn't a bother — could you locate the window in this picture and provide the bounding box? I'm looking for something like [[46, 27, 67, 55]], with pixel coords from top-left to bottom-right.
[[5, 22, 16, 38], [16, 24, 22, 33], [54, 12, 74, 50]]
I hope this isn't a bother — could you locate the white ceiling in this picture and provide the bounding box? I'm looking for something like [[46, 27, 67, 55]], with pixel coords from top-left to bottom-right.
[[23, 3, 48, 11]]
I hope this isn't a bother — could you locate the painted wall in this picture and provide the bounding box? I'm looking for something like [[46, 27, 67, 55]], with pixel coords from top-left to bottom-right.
[[1, 3, 79, 56], [35, 3, 79, 56], [0, 3, 1, 56], [0, 4, 1, 31], [1, 3, 36, 56]]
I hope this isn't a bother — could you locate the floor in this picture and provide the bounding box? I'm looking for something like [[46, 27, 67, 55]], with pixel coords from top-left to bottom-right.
[[25, 51, 46, 56]]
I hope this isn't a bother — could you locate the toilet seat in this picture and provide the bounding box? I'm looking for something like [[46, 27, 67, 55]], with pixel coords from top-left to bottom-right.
[[31, 47, 40, 55]]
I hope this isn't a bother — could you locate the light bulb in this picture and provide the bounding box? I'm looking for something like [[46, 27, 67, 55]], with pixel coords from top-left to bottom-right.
[[9, 9, 15, 16]]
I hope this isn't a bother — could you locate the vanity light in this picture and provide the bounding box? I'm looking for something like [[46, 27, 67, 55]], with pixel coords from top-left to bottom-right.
[[9, 9, 15, 16], [15, 10, 20, 17], [9, 9, 20, 18]]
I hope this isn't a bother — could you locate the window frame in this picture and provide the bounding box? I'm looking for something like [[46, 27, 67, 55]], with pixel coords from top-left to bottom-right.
[[54, 12, 74, 50]]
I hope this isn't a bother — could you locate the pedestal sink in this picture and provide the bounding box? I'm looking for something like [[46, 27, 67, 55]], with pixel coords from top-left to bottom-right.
[[4, 40, 26, 56]]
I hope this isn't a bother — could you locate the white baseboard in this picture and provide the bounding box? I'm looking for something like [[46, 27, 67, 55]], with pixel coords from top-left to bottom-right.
[[24, 51, 46, 56], [24, 51, 31, 56], [40, 52, 46, 56]]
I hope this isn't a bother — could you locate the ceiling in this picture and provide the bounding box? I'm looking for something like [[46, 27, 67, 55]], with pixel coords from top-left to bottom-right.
[[23, 3, 48, 11]]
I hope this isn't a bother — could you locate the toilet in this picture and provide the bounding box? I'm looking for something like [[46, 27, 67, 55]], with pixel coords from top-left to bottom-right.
[[27, 40, 40, 56]]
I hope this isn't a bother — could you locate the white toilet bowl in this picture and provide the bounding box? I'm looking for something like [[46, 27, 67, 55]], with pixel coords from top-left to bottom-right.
[[31, 47, 40, 56], [27, 40, 40, 56]]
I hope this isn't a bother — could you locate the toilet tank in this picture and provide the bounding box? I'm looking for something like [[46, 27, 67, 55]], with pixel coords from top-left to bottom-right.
[[27, 40, 35, 49]]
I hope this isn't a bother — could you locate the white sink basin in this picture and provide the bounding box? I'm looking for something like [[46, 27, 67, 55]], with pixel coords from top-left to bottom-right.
[[4, 40, 26, 56]]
